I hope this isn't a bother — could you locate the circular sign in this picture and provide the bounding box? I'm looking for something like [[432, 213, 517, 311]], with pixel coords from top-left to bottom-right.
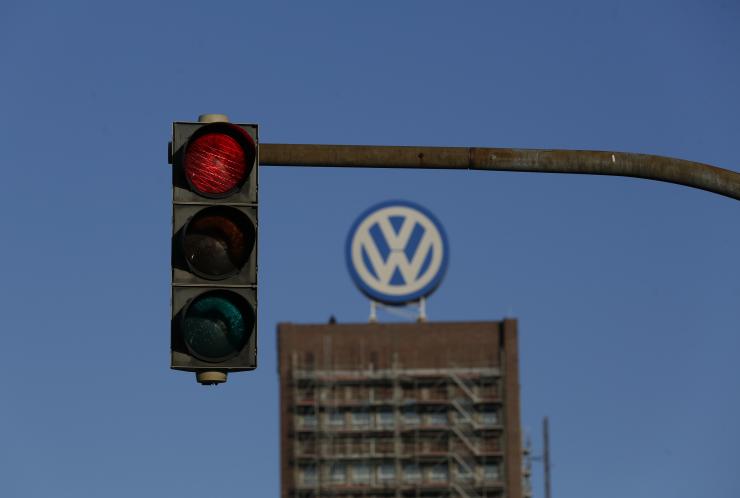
[[346, 200, 449, 305]]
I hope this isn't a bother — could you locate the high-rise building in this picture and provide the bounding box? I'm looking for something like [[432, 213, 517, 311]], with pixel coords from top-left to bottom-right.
[[278, 320, 523, 498]]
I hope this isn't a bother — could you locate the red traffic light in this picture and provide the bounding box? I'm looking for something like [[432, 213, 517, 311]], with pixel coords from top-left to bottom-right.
[[183, 123, 256, 197]]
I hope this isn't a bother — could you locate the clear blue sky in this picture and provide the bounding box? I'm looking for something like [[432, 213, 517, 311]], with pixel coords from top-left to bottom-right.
[[1, 1, 739, 497]]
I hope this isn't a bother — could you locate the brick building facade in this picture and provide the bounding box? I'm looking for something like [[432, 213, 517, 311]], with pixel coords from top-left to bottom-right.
[[278, 320, 524, 498]]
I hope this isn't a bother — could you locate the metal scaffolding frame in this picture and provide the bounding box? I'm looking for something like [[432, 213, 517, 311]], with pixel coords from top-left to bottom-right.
[[287, 351, 510, 498]]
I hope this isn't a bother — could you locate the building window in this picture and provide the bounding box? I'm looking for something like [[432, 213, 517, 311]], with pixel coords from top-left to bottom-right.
[[351, 463, 371, 484], [350, 386, 369, 401], [300, 465, 317, 486], [479, 408, 498, 425], [426, 410, 448, 426], [345, 438, 358, 454], [374, 386, 393, 400], [377, 463, 396, 482], [328, 439, 347, 455], [401, 407, 420, 426], [296, 386, 314, 400], [402, 463, 421, 483], [329, 463, 347, 484], [432, 384, 448, 400], [456, 463, 474, 482], [483, 463, 500, 481], [476, 378, 497, 398], [428, 464, 449, 483], [300, 413, 317, 428], [424, 436, 447, 453], [480, 437, 500, 453], [376, 409, 394, 428], [327, 411, 345, 428], [402, 386, 417, 400], [374, 438, 394, 454], [298, 438, 316, 455], [350, 410, 371, 428]]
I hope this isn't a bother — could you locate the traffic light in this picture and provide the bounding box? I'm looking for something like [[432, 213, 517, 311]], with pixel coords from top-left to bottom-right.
[[169, 115, 258, 385]]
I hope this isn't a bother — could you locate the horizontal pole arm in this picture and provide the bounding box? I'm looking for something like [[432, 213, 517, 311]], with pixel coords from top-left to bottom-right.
[[259, 143, 740, 201]]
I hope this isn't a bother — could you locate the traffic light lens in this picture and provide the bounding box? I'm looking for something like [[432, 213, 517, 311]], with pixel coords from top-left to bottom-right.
[[183, 206, 255, 279], [184, 128, 251, 195], [182, 292, 254, 362]]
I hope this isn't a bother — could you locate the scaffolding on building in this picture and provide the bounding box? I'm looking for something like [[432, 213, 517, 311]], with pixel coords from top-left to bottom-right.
[[287, 352, 508, 498]]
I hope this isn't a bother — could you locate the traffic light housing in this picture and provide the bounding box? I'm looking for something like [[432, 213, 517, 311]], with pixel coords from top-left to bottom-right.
[[170, 116, 258, 385]]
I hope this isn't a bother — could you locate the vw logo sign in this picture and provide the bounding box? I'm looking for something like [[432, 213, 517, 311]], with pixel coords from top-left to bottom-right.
[[346, 200, 449, 305]]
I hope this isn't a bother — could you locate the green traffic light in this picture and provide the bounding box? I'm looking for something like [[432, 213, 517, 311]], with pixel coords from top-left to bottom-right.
[[182, 293, 252, 362]]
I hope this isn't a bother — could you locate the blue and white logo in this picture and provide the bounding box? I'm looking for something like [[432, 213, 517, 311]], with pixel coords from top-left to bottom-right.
[[346, 200, 449, 305]]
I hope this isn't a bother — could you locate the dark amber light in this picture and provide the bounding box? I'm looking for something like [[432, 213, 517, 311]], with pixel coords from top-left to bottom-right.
[[182, 206, 255, 280]]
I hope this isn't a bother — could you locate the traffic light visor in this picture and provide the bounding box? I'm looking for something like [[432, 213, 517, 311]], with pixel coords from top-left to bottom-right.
[[183, 123, 256, 197], [181, 291, 255, 362]]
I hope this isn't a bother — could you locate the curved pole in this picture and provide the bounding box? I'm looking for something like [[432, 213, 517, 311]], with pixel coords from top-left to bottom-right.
[[259, 143, 740, 201]]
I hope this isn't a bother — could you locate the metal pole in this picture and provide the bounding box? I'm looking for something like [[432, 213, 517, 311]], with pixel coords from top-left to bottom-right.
[[544, 416, 551, 498], [260, 143, 740, 201], [418, 297, 427, 322]]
